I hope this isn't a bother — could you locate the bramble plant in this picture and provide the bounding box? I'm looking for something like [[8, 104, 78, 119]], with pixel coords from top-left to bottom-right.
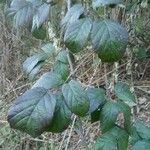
[[4, 0, 150, 149]]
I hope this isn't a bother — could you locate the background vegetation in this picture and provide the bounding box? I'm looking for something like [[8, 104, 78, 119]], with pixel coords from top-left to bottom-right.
[[0, 0, 150, 150]]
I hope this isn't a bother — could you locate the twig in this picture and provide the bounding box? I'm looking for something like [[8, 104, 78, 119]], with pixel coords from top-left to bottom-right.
[[65, 116, 77, 150], [58, 130, 68, 150], [104, 64, 110, 97], [87, 63, 99, 87]]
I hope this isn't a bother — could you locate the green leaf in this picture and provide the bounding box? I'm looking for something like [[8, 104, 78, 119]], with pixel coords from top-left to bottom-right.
[[117, 101, 132, 133], [32, 26, 47, 40], [23, 43, 55, 79], [32, 72, 64, 89], [56, 50, 69, 64], [133, 140, 150, 150], [28, 61, 45, 80], [114, 82, 136, 107], [91, 19, 128, 62], [94, 126, 129, 150], [62, 4, 84, 29], [134, 48, 150, 60], [7, 0, 37, 27], [32, 3, 50, 30], [92, 0, 123, 8], [47, 93, 72, 133], [134, 120, 150, 140], [100, 101, 131, 133], [100, 101, 119, 133], [64, 18, 92, 53], [56, 50, 74, 64], [7, 87, 56, 137], [0, 0, 6, 4], [53, 61, 70, 81], [130, 126, 141, 145], [87, 87, 106, 113], [41, 43, 55, 55], [62, 80, 90, 117], [23, 53, 48, 75], [91, 109, 101, 123]]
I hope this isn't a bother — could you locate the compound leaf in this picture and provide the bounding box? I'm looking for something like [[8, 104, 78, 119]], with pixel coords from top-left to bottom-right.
[[91, 19, 128, 62], [115, 82, 136, 107], [32, 72, 64, 89], [7, 87, 56, 137], [62, 80, 90, 116], [47, 93, 72, 133], [87, 87, 106, 113], [64, 18, 92, 53], [94, 126, 129, 150]]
